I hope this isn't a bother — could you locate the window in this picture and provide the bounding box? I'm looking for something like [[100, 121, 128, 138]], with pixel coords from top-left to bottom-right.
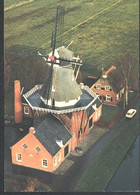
[[105, 85, 110, 91], [54, 157, 57, 166], [96, 93, 99, 97], [106, 94, 112, 102], [52, 99, 55, 106], [96, 84, 101, 90], [35, 147, 41, 153], [77, 115, 80, 122], [64, 145, 69, 157], [24, 106, 29, 115], [89, 118, 93, 128], [16, 153, 22, 162], [22, 144, 28, 150], [58, 153, 61, 162], [52, 85, 55, 92], [42, 159, 48, 168], [78, 128, 82, 138], [116, 94, 119, 100]]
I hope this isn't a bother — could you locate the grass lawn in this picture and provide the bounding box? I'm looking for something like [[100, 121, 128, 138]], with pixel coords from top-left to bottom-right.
[[5, 0, 139, 77], [74, 100, 139, 191], [99, 91, 138, 124], [99, 104, 122, 123]]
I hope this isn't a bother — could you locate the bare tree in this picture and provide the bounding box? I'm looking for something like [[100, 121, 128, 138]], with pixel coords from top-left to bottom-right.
[[116, 53, 138, 109]]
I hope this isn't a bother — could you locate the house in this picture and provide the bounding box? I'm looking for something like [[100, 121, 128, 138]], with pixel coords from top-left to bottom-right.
[[11, 46, 102, 172], [11, 114, 72, 172], [85, 66, 125, 106]]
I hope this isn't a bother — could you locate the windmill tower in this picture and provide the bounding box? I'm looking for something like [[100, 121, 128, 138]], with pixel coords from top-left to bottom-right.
[[38, 6, 82, 108]]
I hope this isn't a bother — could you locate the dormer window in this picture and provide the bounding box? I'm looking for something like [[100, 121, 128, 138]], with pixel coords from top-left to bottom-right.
[[96, 84, 101, 90], [105, 85, 110, 91]]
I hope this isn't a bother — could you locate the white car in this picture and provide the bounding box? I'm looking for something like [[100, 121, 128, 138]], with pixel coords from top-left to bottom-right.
[[126, 109, 137, 118]]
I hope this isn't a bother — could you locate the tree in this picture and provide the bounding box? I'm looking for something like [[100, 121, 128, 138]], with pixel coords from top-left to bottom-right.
[[116, 53, 138, 109], [25, 177, 38, 192]]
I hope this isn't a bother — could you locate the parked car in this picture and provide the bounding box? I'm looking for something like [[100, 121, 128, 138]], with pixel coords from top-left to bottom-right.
[[125, 109, 137, 118]]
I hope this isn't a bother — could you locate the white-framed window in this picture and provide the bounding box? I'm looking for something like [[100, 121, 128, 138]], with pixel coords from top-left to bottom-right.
[[58, 153, 61, 162], [106, 94, 111, 102], [52, 85, 55, 92], [54, 157, 57, 166], [105, 85, 110, 91], [96, 84, 101, 90], [16, 153, 22, 162], [35, 147, 41, 153], [42, 159, 48, 168], [22, 144, 28, 150], [116, 94, 119, 100], [24, 106, 29, 115]]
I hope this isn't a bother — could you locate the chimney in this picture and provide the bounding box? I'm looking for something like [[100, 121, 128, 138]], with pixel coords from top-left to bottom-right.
[[56, 139, 64, 148], [14, 80, 23, 123], [29, 127, 35, 134], [105, 66, 116, 76]]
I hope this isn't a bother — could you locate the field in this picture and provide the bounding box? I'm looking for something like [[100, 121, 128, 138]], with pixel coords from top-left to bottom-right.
[[5, 0, 139, 74]]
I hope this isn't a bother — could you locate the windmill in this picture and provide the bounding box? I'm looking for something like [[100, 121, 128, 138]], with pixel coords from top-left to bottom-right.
[[37, 6, 83, 108]]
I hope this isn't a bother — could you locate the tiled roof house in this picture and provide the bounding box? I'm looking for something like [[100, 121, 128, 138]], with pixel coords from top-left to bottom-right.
[[87, 66, 125, 106]]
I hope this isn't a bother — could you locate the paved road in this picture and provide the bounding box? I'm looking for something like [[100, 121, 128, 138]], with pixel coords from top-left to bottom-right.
[[4, 107, 137, 192]]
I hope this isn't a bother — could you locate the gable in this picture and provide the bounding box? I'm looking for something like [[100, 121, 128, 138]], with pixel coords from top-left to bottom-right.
[[10, 129, 52, 158]]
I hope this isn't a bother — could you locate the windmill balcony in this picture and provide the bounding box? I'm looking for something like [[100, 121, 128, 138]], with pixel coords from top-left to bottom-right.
[[23, 85, 101, 115]]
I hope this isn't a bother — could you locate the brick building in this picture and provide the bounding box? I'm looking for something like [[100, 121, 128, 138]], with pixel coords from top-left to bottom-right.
[[84, 66, 125, 106], [11, 46, 102, 172]]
